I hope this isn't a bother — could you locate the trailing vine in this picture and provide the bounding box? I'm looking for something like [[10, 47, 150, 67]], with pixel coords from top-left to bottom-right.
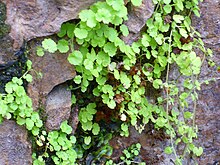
[[0, 0, 215, 164]]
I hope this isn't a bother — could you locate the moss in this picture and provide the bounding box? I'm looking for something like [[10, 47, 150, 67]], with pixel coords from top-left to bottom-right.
[[0, 2, 10, 38]]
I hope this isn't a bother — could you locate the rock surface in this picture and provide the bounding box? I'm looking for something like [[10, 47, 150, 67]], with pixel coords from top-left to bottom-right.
[[191, 0, 220, 164], [45, 84, 72, 131], [0, 120, 32, 165], [3, 0, 97, 49], [122, 0, 155, 45], [27, 39, 76, 110]]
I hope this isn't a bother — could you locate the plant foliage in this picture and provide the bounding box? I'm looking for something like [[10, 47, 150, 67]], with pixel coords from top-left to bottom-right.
[[2, 0, 214, 164]]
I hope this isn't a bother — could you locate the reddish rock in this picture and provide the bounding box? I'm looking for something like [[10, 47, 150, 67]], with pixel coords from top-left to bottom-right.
[[0, 120, 32, 165], [3, 0, 97, 49], [27, 39, 76, 110]]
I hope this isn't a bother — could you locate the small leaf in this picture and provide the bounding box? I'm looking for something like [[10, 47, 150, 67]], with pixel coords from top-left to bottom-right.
[[179, 28, 188, 38], [74, 75, 82, 84], [193, 147, 203, 156], [36, 47, 44, 56], [131, 0, 142, 6], [153, 79, 162, 89], [42, 39, 57, 53], [120, 25, 129, 37], [184, 111, 192, 119], [57, 39, 69, 53], [23, 74, 33, 82], [92, 123, 100, 135], [68, 51, 83, 65], [163, 0, 171, 4], [74, 28, 88, 39], [104, 42, 117, 57], [164, 147, 173, 154], [173, 15, 184, 23], [84, 136, 91, 145]]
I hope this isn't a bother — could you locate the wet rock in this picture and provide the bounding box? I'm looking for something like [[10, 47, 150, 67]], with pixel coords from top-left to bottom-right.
[[110, 126, 170, 164], [0, 35, 27, 93], [27, 39, 76, 110], [122, 0, 154, 45], [45, 84, 72, 131], [3, 0, 97, 49], [0, 120, 32, 165]]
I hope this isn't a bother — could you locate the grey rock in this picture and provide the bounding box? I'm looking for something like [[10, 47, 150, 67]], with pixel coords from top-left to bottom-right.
[[45, 84, 72, 131], [3, 0, 97, 49], [121, 0, 155, 45], [0, 120, 32, 165], [27, 39, 76, 110]]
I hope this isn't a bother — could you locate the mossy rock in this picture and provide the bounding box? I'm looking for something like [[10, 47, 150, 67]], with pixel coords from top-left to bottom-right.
[[0, 2, 10, 38]]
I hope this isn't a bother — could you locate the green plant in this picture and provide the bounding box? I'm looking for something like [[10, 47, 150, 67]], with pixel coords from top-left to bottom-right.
[[36, 0, 215, 164], [0, 60, 43, 136], [106, 143, 145, 165]]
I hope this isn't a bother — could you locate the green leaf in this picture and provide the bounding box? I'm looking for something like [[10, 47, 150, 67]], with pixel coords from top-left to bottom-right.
[[26, 60, 32, 70], [23, 74, 32, 82], [104, 42, 117, 57], [26, 118, 34, 130], [68, 51, 83, 65], [120, 25, 129, 37], [164, 4, 172, 14], [114, 69, 120, 80], [36, 47, 44, 56], [184, 111, 192, 119], [74, 28, 88, 39], [179, 28, 188, 38], [131, 0, 142, 6], [153, 79, 162, 89], [92, 123, 100, 135], [42, 39, 57, 53], [79, 10, 97, 28], [95, 8, 112, 24], [71, 95, 76, 104], [193, 147, 203, 156], [163, 0, 171, 4], [84, 59, 94, 70], [107, 99, 116, 109], [176, 0, 184, 11], [173, 15, 184, 23], [74, 75, 82, 84], [60, 121, 72, 134], [96, 51, 110, 67], [84, 136, 91, 145], [57, 39, 69, 53], [164, 146, 173, 154], [133, 75, 141, 85]]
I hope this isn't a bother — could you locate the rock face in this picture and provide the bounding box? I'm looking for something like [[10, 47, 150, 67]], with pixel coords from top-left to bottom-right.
[[0, 120, 32, 165], [27, 39, 76, 110], [3, 0, 97, 49], [191, 0, 220, 164], [45, 84, 72, 131]]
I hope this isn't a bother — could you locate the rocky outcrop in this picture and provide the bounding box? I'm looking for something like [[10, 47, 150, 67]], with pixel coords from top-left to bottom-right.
[[3, 0, 97, 49], [0, 120, 32, 165]]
